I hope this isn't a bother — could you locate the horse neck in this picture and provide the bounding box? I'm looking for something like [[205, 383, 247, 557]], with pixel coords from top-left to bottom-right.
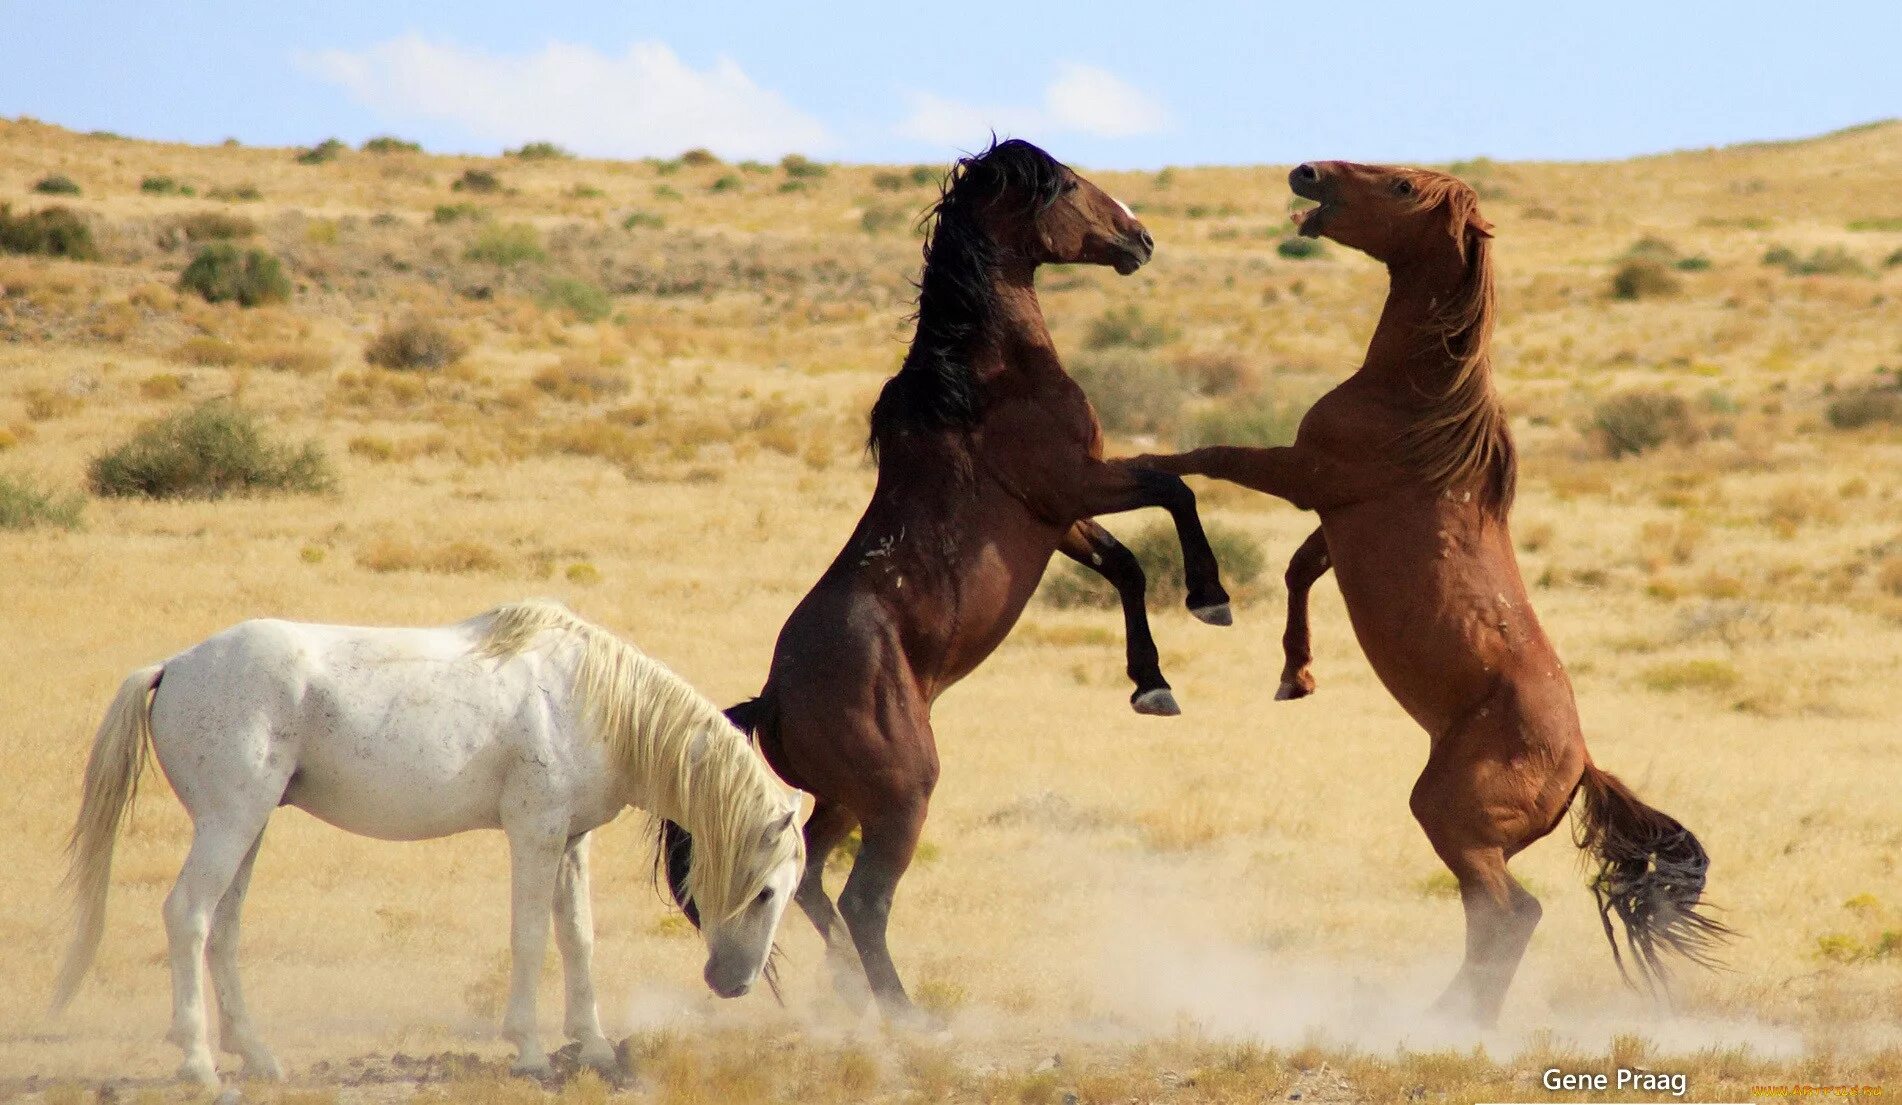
[[972, 259, 1061, 386], [1357, 253, 1473, 397]]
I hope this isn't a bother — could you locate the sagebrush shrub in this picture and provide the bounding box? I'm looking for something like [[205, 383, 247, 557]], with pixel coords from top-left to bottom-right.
[[1179, 395, 1303, 448], [506, 141, 571, 161], [538, 278, 612, 322], [1610, 259, 1680, 300], [781, 154, 827, 179], [1592, 390, 1695, 458], [1084, 304, 1179, 351], [1276, 237, 1322, 260], [0, 205, 97, 260], [465, 223, 545, 265], [1825, 388, 1902, 430], [88, 401, 333, 499], [362, 135, 422, 154], [140, 175, 182, 195], [365, 318, 466, 371], [33, 174, 81, 196], [178, 211, 256, 241], [178, 244, 291, 306], [453, 168, 503, 194], [296, 138, 346, 165], [679, 148, 721, 167]]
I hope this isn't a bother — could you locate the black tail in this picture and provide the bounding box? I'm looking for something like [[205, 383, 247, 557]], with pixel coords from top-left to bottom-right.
[[1574, 763, 1733, 993], [654, 695, 772, 930]]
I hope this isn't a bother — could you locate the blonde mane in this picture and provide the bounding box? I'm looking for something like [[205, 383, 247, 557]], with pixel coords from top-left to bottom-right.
[[475, 601, 802, 923], [1393, 171, 1517, 514]]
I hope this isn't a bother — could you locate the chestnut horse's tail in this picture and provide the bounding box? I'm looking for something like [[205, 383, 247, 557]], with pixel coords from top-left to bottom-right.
[[1573, 762, 1731, 991], [656, 694, 775, 929]]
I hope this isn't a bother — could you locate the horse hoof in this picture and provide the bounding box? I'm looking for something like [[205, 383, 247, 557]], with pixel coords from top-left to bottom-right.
[[241, 1054, 284, 1082], [177, 1056, 220, 1087], [510, 1058, 553, 1081], [1190, 602, 1233, 627], [1275, 680, 1314, 701], [1131, 688, 1182, 716]]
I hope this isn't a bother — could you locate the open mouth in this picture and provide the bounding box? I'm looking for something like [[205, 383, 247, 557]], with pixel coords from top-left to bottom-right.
[[1288, 170, 1330, 238]]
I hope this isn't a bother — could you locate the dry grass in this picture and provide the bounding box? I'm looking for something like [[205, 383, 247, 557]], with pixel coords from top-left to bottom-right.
[[2, 117, 1901, 1101]]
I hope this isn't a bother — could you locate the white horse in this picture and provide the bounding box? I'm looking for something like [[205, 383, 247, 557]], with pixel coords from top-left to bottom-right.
[[52, 600, 805, 1086]]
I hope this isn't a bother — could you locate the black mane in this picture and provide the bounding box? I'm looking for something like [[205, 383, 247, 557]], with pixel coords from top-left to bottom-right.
[[866, 138, 1068, 457]]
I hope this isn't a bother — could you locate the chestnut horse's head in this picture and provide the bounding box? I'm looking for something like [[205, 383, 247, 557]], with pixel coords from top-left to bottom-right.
[[1288, 161, 1493, 268], [947, 138, 1153, 273]]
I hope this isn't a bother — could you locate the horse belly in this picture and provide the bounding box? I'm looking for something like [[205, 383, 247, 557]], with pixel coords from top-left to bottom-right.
[[281, 651, 545, 841]]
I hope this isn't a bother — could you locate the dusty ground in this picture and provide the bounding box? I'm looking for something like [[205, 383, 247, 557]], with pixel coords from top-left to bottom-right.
[[2, 118, 1900, 1102]]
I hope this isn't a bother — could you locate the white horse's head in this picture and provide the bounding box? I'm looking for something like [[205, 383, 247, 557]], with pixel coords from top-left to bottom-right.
[[698, 798, 802, 997]]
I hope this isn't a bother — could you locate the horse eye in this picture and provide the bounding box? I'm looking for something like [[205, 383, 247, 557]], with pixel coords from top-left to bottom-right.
[[756, 887, 774, 905], [1394, 179, 1414, 196]]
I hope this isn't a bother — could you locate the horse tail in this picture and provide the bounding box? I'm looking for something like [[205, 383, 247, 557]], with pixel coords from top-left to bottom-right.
[[1573, 761, 1732, 992], [655, 693, 775, 930], [52, 663, 163, 1013]]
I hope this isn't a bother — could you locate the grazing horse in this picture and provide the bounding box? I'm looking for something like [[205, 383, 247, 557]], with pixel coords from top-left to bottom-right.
[[661, 138, 1232, 1021], [54, 601, 804, 1084], [1135, 162, 1729, 1024]]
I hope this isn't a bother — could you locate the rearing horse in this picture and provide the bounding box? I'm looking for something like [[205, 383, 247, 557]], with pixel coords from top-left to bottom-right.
[[1137, 161, 1729, 1024], [661, 138, 1231, 1020]]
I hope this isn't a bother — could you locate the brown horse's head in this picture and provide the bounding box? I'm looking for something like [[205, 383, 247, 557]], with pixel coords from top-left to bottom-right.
[[951, 138, 1152, 273], [1288, 161, 1493, 267]]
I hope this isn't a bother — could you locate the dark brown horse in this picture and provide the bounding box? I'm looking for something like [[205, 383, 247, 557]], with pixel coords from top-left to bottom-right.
[[1135, 161, 1729, 1024], [661, 139, 1231, 1019]]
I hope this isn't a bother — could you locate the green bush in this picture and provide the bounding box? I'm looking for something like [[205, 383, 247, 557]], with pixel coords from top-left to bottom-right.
[[296, 138, 346, 165], [140, 175, 182, 195], [465, 223, 545, 266], [1040, 520, 1265, 610], [0, 205, 97, 260], [679, 148, 721, 167], [1673, 255, 1712, 272], [1179, 395, 1304, 448], [33, 174, 81, 196], [709, 174, 742, 193], [178, 211, 256, 241], [1887, 248, 1902, 269], [506, 141, 571, 161], [910, 165, 940, 187], [178, 244, 291, 306], [1764, 245, 1868, 276], [1592, 390, 1694, 458], [431, 203, 486, 225], [1610, 259, 1680, 300], [1825, 388, 1902, 430], [781, 154, 828, 179], [88, 401, 333, 500], [737, 160, 771, 175], [622, 210, 665, 230], [1068, 350, 1190, 436], [872, 171, 907, 192], [0, 473, 84, 531], [1275, 237, 1323, 260], [538, 278, 612, 322], [1085, 304, 1180, 351], [365, 318, 466, 371], [453, 168, 503, 194], [1622, 235, 1679, 262], [206, 184, 262, 202], [1846, 217, 1902, 232], [362, 135, 422, 154], [859, 205, 909, 235]]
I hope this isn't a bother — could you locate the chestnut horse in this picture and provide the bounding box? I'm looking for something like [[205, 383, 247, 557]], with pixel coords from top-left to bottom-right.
[[661, 139, 1231, 1019], [1136, 161, 1729, 1024]]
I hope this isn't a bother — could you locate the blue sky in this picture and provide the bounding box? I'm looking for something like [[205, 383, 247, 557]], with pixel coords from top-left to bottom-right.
[[2, 1, 1895, 168]]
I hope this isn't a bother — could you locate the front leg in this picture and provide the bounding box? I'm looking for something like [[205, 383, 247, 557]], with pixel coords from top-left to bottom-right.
[[1130, 444, 1371, 513], [552, 834, 617, 1076], [1058, 520, 1179, 716], [502, 812, 566, 1078], [1278, 526, 1330, 701], [1077, 461, 1232, 625]]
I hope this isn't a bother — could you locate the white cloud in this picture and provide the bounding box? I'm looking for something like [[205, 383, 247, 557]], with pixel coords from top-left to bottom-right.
[[896, 63, 1171, 149], [299, 36, 830, 159]]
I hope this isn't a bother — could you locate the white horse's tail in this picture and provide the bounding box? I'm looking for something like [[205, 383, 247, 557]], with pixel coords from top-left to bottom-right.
[[51, 663, 163, 1013]]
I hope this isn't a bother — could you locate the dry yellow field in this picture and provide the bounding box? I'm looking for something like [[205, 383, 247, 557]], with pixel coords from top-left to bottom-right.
[[2, 117, 1900, 1103]]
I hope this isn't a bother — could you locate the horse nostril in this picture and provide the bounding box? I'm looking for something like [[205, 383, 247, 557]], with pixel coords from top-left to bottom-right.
[[1138, 228, 1155, 252], [1295, 162, 1321, 182]]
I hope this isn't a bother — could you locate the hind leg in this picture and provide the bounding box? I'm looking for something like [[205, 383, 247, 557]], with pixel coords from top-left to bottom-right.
[[838, 799, 933, 1025], [552, 833, 616, 1074], [1409, 713, 1567, 1026], [165, 815, 272, 1085], [1276, 527, 1330, 701], [208, 828, 281, 1080], [794, 800, 870, 1011]]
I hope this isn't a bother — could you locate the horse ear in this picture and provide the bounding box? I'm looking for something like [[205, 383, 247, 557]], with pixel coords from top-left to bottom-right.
[[1467, 210, 1495, 239], [760, 807, 797, 849]]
